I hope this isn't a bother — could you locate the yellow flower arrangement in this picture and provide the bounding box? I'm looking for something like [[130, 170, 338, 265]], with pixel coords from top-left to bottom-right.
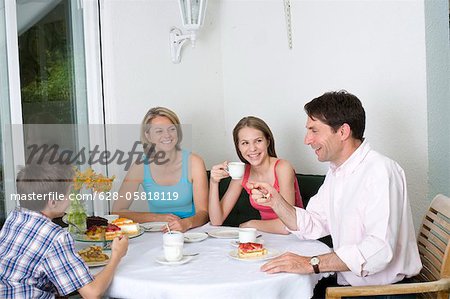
[[73, 167, 116, 193], [66, 168, 116, 234]]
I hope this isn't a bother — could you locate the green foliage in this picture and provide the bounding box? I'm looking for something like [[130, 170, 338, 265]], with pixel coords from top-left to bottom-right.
[[18, 9, 71, 104], [21, 57, 71, 103]]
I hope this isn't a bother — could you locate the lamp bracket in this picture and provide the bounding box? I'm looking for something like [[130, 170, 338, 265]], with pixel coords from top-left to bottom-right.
[[170, 27, 196, 64]]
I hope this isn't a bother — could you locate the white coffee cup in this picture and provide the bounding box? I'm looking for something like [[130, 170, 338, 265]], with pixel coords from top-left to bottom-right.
[[164, 245, 183, 262], [163, 231, 184, 246], [102, 214, 119, 223], [228, 162, 245, 180], [163, 231, 184, 262], [239, 228, 257, 243]]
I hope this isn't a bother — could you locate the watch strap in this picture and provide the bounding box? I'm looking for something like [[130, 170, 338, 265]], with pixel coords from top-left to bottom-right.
[[312, 263, 320, 274]]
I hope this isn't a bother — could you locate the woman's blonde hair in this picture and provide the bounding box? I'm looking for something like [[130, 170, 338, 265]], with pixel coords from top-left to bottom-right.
[[232, 116, 277, 164], [140, 107, 183, 153]]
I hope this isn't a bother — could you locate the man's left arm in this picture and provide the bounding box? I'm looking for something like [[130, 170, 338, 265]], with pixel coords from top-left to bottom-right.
[[261, 251, 349, 274]]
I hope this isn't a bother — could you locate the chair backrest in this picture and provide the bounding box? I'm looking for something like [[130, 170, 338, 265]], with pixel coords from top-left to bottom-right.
[[209, 172, 326, 227], [416, 194, 450, 284]]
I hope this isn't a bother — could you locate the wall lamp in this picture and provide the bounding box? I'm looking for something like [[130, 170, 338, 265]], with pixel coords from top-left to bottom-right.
[[170, 0, 207, 64]]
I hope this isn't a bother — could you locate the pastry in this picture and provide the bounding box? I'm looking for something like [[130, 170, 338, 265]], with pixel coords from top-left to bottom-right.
[[86, 216, 108, 229], [238, 242, 268, 258], [85, 225, 104, 240], [78, 245, 109, 263], [104, 224, 123, 240], [85, 224, 123, 240], [112, 217, 139, 234]]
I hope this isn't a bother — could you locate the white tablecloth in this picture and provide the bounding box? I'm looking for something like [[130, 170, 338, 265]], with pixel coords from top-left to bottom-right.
[[82, 223, 332, 299]]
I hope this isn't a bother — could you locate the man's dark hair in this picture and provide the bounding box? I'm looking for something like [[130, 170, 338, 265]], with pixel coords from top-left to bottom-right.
[[304, 90, 366, 141], [16, 158, 74, 211]]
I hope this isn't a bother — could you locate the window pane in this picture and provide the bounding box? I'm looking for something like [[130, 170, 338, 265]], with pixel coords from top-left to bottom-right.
[[17, 0, 88, 157], [16, 0, 92, 214]]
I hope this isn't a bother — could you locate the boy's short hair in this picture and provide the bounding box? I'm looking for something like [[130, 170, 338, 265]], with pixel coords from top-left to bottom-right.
[[16, 158, 74, 211]]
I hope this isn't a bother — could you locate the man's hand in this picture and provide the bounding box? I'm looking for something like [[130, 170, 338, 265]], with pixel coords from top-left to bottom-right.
[[247, 181, 280, 207], [260, 252, 313, 274]]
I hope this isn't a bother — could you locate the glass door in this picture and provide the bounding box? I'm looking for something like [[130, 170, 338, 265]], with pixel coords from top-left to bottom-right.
[[1, 0, 102, 218], [0, 0, 15, 228]]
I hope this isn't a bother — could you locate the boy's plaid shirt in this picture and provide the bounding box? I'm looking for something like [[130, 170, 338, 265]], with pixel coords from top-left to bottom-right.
[[0, 208, 93, 298]]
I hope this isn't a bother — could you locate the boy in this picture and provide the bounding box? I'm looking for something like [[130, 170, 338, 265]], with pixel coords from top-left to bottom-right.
[[0, 160, 128, 298]]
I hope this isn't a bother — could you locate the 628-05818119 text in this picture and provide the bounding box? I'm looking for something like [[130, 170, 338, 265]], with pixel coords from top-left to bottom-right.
[[75, 191, 180, 201]]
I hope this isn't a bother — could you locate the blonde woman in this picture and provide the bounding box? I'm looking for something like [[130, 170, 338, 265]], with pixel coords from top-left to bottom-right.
[[113, 107, 208, 232]]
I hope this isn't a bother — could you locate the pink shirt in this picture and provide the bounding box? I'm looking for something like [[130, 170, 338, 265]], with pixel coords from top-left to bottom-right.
[[289, 141, 421, 286], [242, 159, 303, 220]]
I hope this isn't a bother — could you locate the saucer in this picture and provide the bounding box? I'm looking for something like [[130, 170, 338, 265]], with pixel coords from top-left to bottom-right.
[[207, 228, 239, 239], [184, 232, 208, 243], [155, 255, 193, 265], [141, 222, 168, 232]]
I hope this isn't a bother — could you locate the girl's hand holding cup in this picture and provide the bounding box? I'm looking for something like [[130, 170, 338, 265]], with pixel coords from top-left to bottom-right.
[[210, 161, 230, 183]]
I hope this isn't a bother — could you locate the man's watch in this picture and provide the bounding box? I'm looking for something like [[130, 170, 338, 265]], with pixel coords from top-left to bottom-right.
[[310, 256, 320, 274]]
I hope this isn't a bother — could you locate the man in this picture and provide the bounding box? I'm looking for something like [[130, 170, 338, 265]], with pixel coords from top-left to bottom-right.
[[249, 91, 421, 289]]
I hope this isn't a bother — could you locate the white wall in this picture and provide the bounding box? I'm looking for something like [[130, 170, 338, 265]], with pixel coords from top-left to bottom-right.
[[100, 0, 447, 229]]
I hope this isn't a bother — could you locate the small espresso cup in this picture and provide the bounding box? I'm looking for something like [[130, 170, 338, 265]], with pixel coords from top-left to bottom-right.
[[239, 228, 257, 243], [164, 245, 183, 262], [227, 162, 245, 180]]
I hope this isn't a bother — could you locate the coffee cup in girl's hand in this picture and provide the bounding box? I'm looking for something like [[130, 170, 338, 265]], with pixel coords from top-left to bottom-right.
[[227, 162, 245, 180]]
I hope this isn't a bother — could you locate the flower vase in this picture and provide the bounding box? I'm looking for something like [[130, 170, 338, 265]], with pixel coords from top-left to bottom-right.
[[66, 196, 87, 234]]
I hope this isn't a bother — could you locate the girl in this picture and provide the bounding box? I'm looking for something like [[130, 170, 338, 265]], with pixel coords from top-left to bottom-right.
[[209, 116, 302, 234]]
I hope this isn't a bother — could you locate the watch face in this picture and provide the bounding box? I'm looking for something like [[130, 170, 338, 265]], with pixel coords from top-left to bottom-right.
[[310, 256, 320, 265]]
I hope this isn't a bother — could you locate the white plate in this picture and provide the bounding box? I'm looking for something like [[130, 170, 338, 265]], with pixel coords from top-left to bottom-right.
[[184, 232, 208, 243], [207, 228, 239, 239], [228, 248, 281, 262], [141, 222, 168, 232], [155, 255, 194, 265], [230, 238, 264, 247]]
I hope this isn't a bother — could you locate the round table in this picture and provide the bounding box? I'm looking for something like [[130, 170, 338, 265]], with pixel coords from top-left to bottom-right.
[[82, 223, 332, 299]]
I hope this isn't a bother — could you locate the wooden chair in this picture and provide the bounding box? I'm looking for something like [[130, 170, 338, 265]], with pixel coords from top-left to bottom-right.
[[326, 194, 450, 299]]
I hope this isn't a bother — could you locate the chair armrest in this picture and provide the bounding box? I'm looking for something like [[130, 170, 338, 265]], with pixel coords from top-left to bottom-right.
[[326, 278, 450, 299]]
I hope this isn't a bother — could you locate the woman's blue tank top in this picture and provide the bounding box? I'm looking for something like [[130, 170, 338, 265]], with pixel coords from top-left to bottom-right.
[[142, 150, 195, 218]]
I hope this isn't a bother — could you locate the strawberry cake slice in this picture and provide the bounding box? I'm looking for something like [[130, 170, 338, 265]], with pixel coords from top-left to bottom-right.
[[238, 242, 268, 258]]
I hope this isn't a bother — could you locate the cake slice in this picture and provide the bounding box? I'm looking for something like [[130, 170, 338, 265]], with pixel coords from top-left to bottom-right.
[[111, 217, 139, 234], [86, 216, 108, 229], [238, 242, 268, 258], [105, 224, 123, 240], [85, 225, 104, 240]]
